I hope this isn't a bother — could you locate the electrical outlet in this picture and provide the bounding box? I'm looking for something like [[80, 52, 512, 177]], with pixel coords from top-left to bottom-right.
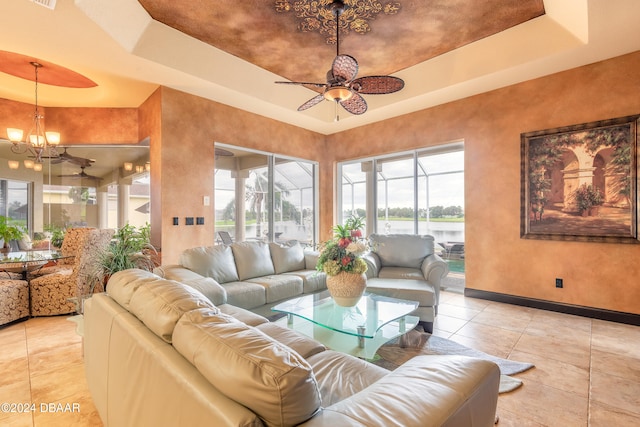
[[185, 217, 194, 226], [555, 278, 563, 288]]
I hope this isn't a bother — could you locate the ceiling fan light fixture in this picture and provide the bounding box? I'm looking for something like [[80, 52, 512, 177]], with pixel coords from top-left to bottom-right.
[[323, 86, 353, 102]]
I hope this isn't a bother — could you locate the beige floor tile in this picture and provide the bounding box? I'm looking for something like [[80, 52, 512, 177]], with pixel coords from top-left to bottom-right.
[[436, 302, 482, 321], [0, 356, 30, 388], [523, 321, 592, 347], [30, 363, 87, 404], [590, 347, 640, 383], [514, 332, 591, 369], [432, 313, 468, 334], [509, 349, 589, 397], [589, 400, 640, 427], [590, 369, 640, 416], [591, 319, 640, 359], [26, 317, 81, 356], [28, 342, 83, 378], [468, 309, 532, 333], [498, 379, 588, 426], [454, 321, 522, 353], [0, 379, 33, 426], [494, 408, 545, 426], [450, 324, 521, 359], [440, 293, 491, 311], [531, 309, 593, 333]]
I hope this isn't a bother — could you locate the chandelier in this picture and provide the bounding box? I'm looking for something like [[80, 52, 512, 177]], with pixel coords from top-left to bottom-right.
[[6, 61, 60, 163]]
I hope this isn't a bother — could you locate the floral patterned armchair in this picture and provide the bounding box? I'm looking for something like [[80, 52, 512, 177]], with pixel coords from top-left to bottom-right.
[[29, 227, 93, 278], [30, 228, 114, 316]]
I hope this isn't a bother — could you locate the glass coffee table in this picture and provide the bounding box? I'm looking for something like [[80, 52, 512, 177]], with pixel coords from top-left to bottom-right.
[[272, 291, 419, 359]]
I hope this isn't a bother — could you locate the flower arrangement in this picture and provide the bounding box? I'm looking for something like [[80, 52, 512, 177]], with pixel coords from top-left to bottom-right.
[[316, 215, 368, 276]]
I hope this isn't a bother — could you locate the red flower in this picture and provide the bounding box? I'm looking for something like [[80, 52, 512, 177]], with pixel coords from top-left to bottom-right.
[[338, 237, 352, 248], [341, 256, 351, 266], [350, 230, 362, 238]]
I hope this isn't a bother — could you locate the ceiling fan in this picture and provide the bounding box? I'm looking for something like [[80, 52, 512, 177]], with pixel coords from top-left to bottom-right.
[[276, 0, 404, 119], [33, 147, 96, 168], [58, 165, 101, 181]]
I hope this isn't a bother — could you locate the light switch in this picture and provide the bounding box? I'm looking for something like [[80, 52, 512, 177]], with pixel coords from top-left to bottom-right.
[[203, 196, 210, 206]]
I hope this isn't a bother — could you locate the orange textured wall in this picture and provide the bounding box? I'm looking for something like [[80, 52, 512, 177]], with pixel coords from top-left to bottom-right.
[[138, 88, 162, 249], [0, 99, 138, 145], [327, 51, 640, 315], [157, 87, 328, 264]]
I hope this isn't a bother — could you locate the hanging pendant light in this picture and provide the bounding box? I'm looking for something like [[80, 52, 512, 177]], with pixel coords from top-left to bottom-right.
[[6, 62, 60, 163]]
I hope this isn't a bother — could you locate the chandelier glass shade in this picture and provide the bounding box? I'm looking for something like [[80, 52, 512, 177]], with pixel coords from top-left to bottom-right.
[[6, 62, 60, 163]]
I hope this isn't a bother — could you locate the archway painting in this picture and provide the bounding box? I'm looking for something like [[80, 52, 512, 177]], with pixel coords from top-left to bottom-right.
[[520, 115, 639, 243]]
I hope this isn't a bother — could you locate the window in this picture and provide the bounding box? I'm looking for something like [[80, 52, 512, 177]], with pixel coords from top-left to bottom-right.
[[0, 179, 29, 229], [2, 145, 150, 235], [214, 144, 318, 247], [338, 143, 464, 270]]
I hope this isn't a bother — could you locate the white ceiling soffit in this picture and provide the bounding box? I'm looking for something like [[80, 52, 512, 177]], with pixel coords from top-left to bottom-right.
[[68, 0, 640, 134]]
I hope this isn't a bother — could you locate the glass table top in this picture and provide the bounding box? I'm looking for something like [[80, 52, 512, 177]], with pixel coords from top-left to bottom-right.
[[0, 250, 68, 265], [272, 291, 419, 339]]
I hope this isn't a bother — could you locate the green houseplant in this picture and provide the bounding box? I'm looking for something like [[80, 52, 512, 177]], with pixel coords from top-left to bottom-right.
[[0, 215, 25, 253], [90, 223, 158, 293]]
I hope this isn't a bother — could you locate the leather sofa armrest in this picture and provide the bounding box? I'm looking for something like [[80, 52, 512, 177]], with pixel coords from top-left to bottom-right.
[[420, 254, 449, 305], [300, 355, 499, 427], [363, 252, 381, 279], [153, 265, 227, 305]]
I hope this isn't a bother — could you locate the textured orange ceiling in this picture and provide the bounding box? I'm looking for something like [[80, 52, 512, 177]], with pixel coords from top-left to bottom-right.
[[0, 50, 97, 88], [138, 0, 545, 83]]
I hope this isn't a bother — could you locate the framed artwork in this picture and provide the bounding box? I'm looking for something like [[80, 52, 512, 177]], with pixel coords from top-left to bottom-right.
[[521, 114, 639, 243]]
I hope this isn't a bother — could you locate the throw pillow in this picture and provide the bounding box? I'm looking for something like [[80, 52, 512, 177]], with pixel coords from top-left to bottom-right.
[[269, 241, 306, 274]]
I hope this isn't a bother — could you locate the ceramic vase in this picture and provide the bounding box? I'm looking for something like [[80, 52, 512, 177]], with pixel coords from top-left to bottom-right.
[[326, 271, 367, 307]]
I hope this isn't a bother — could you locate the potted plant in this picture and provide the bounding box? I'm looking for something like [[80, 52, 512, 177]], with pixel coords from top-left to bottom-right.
[[0, 215, 25, 253], [316, 215, 368, 306], [89, 223, 158, 294]]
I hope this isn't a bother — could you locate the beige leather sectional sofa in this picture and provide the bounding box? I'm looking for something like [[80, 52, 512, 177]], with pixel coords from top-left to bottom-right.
[[84, 269, 500, 427], [156, 235, 448, 326], [155, 240, 325, 316]]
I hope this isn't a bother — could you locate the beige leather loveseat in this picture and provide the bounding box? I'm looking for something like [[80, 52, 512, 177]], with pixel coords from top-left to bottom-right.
[[84, 269, 500, 427], [156, 240, 325, 316], [364, 233, 449, 332]]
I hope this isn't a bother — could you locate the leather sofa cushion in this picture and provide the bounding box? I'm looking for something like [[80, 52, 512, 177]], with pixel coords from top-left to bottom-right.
[[255, 322, 326, 359], [108, 269, 166, 310], [269, 241, 306, 274], [129, 279, 216, 343], [232, 241, 275, 280], [181, 277, 227, 306], [180, 245, 239, 284], [173, 308, 321, 427], [369, 233, 434, 269]]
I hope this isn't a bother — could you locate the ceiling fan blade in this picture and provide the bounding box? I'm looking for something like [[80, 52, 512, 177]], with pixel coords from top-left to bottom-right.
[[351, 76, 405, 94], [297, 94, 325, 111], [332, 55, 359, 83], [340, 92, 368, 115], [275, 81, 327, 88]]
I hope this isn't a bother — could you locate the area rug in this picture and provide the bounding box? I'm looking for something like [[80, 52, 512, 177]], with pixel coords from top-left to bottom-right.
[[67, 314, 84, 337], [372, 328, 534, 393]]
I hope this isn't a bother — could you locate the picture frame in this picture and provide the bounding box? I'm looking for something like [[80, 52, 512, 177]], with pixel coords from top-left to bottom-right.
[[520, 114, 639, 243]]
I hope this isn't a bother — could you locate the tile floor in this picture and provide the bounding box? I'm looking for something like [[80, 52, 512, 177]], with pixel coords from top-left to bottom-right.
[[1, 289, 639, 426]]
